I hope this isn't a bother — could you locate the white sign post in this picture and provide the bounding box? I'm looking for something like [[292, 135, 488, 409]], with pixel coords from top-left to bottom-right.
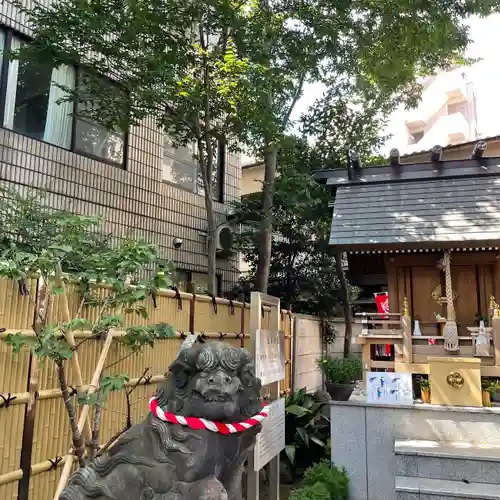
[[247, 292, 285, 500]]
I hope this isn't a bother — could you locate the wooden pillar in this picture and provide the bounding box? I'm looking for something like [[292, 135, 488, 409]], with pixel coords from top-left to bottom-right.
[[492, 312, 500, 367], [402, 297, 412, 364]]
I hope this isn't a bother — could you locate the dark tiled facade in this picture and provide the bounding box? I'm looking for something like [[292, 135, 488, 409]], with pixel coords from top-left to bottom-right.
[[0, 0, 241, 293]]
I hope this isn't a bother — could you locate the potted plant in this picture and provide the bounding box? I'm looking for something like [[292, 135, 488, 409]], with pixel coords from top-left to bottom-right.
[[418, 376, 431, 403], [317, 356, 362, 401], [481, 379, 500, 407]]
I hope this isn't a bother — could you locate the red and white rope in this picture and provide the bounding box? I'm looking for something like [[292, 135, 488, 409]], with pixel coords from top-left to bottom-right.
[[149, 396, 270, 435]]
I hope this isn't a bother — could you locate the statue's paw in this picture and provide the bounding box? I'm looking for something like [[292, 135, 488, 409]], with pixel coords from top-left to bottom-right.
[[191, 476, 228, 500]]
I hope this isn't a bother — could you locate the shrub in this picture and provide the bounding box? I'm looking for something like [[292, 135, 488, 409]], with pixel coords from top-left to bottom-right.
[[317, 356, 362, 384], [288, 482, 331, 500], [303, 460, 349, 499], [283, 388, 330, 476], [289, 460, 349, 500]]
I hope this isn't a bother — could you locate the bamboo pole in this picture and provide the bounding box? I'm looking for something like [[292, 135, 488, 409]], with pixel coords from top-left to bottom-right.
[[55, 263, 93, 443], [0, 456, 76, 486], [53, 332, 115, 500], [0, 374, 164, 407], [0, 329, 250, 339]]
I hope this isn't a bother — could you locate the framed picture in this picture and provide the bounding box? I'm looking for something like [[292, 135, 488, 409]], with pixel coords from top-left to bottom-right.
[[366, 372, 413, 405]]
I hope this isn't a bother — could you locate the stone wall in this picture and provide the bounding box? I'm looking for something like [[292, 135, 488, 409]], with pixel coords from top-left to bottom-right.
[[330, 401, 500, 500]]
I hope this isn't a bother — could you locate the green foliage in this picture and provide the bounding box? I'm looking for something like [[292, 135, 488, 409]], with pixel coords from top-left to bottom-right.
[[289, 460, 349, 500], [0, 185, 175, 394], [4, 326, 73, 364], [119, 323, 176, 351], [302, 460, 349, 500], [417, 376, 431, 390], [317, 357, 362, 385], [231, 136, 360, 316], [284, 388, 330, 475], [482, 378, 500, 394], [14, 0, 500, 297], [79, 374, 130, 405], [289, 482, 331, 500]]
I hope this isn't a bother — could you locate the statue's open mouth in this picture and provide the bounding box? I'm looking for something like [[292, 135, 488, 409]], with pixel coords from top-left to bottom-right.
[[193, 389, 232, 403]]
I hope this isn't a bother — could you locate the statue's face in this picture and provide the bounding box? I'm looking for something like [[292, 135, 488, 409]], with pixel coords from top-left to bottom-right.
[[168, 343, 262, 422]]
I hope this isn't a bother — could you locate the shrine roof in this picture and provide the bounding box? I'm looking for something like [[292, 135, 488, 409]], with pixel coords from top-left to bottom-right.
[[326, 158, 500, 250]]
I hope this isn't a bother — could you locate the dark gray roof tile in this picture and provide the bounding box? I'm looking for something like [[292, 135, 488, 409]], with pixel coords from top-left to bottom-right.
[[330, 177, 500, 248]]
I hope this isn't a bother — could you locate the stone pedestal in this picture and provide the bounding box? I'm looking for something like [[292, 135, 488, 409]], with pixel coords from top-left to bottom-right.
[[428, 356, 482, 407]]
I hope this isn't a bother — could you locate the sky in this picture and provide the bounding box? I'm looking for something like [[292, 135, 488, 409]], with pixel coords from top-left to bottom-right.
[[241, 13, 500, 165], [381, 13, 500, 154]]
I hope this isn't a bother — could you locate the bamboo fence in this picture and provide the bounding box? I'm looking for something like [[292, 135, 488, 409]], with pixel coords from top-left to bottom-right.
[[0, 277, 295, 500]]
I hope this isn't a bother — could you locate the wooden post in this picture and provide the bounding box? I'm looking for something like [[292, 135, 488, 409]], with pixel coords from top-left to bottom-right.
[[247, 292, 281, 500], [492, 311, 500, 367], [402, 316, 413, 364]]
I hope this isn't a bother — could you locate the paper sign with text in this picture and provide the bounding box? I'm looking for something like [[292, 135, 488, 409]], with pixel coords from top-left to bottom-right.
[[254, 329, 285, 386], [253, 398, 285, 471]]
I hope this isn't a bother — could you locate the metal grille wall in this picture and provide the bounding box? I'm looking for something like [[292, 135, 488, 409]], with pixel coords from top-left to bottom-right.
[[0, 1, 241, 293]]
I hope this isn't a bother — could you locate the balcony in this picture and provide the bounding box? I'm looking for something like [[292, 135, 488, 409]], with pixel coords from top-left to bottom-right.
[[405, 112, 470, 154]]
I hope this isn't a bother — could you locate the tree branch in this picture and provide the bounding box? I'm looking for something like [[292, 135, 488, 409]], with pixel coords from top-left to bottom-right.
[[94, 367, 150, 457], [283, 72, 306, 127], [57, 362, 86, 468]]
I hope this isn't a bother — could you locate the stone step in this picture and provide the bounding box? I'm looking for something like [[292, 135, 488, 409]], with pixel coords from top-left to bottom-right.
[[395, 439, 500, 485], [395, 476, 500, 499]]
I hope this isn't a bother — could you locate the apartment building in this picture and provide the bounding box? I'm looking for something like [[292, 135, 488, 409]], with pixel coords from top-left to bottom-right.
[[0, 1, 241, 295], [385, 66, 479, 155]]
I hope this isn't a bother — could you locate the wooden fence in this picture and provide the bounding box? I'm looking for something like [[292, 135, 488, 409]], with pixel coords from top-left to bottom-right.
[[0, 278, 303, 500]]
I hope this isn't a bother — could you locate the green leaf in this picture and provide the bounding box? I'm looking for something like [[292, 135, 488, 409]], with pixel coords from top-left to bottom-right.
[[152, 323, 176, 339], [4, 333, 36, 354], [64, 318, 92, 331], [285, 444, 296, 464], [296, 427, 310, 447], [286, 404, 310, 417], [99, 374, 130, 397], [309, 435, 326, 448], [51, 287, 65, 295]]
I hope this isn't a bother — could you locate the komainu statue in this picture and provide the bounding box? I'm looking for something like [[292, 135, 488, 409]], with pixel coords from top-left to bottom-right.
[[61, 342, 266, 500]]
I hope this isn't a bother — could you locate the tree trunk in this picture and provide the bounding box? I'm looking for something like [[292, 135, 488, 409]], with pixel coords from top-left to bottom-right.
[[57, 362, 86, 468], [205, 188, 218, 296], [335, 250, 352, 357], [255, 144, 278, 292]]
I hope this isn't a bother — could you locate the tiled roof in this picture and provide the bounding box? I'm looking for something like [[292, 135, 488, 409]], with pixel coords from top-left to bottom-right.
[[329, 176, 500, 248]]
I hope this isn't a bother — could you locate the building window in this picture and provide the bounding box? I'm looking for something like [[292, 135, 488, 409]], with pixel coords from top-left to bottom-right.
[[174, 269, 221, 295], [0, 28, 126, 166], [73, 71, 126, 166], [3, 36, 75, 149], [162, 138, 225, 201]]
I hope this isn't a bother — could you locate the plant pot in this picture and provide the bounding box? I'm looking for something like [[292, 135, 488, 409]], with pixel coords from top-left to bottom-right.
[[493, 390, 500, 403], [421, 388, 431, 404], [483, 390, 492, 407], [326, 382, 356, 401]]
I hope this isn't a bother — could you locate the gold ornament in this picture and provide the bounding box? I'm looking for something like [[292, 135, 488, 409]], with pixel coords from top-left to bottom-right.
[[446, 371, 464, 389]]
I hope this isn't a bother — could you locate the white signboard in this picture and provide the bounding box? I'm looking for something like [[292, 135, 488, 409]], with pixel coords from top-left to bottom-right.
[[366, 372, 413, 405], [255, 329, 285, 386], [254, 398, 285, 471]]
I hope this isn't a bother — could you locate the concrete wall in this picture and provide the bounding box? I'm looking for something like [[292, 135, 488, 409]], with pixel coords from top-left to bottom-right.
[[326, 319, 362, 358], [330, 401, 500, 500], [293, 315, 323, 392], [0, 1, 241, 293], [241, 164, 264, 195]]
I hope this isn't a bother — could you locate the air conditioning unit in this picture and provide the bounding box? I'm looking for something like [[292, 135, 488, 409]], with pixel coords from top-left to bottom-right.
[[213, 224, 235, 258]]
